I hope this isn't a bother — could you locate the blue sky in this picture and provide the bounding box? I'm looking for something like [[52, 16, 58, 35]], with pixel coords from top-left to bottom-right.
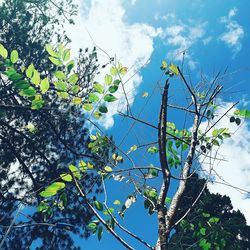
[[63, 0, 250, 249]]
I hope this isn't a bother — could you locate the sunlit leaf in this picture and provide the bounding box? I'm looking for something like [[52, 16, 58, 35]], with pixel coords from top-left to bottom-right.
[[83, 103, 93, 111], [10, 50, 18, 63], [0, 43, 8, 59], [62, 49, 70, 62], [40, 78, 50, 93], [142, 92, 149, 98], [49, 56, 62, 66], [93, 82, 104, 94], [26, 64, 34, 78], [31, 70, 40, 85], [39, 182, 65, 197], [104, 166, 112, 172], [89, 93, 99, 103], [104, 74, 113, 86], [54, 70, 66, 80], [45, 44, 58, 58], [60, 173, 72, 182], [169, 64, 179, 75], [68, 73, 78, 84], [69, 164, 81, 179], [72, 97, 82, 105]]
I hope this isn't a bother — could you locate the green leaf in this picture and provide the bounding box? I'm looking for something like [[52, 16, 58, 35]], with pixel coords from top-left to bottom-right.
[[54, 71, 66, 80], [199, 228, 206, 236], [40, 78, 50, 93], [109, 85, 119, 93], [104, 74, 113, 86], [104, 166, 112, 172], [98, 226, 103, 241], [94, 111, 102, 119], [26, 123, 36, 133], [0, 43, 8, 59], [88, 222, 97, 231], [161, 60, 168, 70], [31, 97, 44, 110], [49, 56, 62, 66], [110, 66, 118, 76], [20, 86, 36, 97], [113, 79, 121, 86], [57, 91, 69, 99], [103, 208, 115, 215], [209, 217, 219, 223], [66, 60, 74, 73], [212, 140, 220, 146], [94, 201, 103, 211], [62, 49, 70, 62], [68, 73, 78, 84], [165, 197, 172, 203], [72, 97, 82, 105], [31, 70, 40, 85], [93, 83, 104, 94], [60, 173, 73, 182], [99, 105, 108, 113], [169, 64, 179, 75], [45, 44, 59, 57], [9, 73, 22, 81], [202, 212, 210, 218], [83, 103, 93, 111], [113, 200, 121, 205], [26, 64, 34, 78], [10, 50, 18, 63], [54, 81, 67, 91], [39, 182, 65, 197], [71, 85, 80, 94], [127, 145, 137, 154], [147, 146, 159, 154], [104, 94, 117, 102], [69, 164, 81, 179], [89, 93, 99, 103]]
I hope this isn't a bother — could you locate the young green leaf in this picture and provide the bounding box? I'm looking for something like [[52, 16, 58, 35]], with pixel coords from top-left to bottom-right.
[[89, 93, 99, 103], [40, 78, 50, 93], [0, 43, 8, 59], [68, 73, 78, 84], [93, 83, 104, 94], [54, 70, 66, 80], [104, 74, 113, 86], [60, 173, 73, 182], [49, 56, 62, 66], [72, 97, 82, 105], [83, 103, 93, 111], [26, 64, 34, 78], [31, 70, 40, 85], [104, 166, 113, 172], [45, 44, 58, 58], [62, 49, 70, 62], [10, 50, 18, 63], [69, 164, 81, 179], [169, 64, 179, 75]]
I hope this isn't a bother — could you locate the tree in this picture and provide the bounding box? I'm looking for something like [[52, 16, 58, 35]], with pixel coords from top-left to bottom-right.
[[0, 1, 113, 248], [168, 173, 250, 249], [1, 39, 250, 249]]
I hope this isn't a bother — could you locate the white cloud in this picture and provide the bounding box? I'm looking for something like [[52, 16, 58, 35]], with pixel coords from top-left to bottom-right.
[[162, 20, 206, 69], [131, 0, 137, 5], [220, 8, 244, 55], [65, 0, 162, 128], [199, 103, 250, 224]]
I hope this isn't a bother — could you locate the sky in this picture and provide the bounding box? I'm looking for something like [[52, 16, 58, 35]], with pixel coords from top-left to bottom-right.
[[37, 0, 250, 249]]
